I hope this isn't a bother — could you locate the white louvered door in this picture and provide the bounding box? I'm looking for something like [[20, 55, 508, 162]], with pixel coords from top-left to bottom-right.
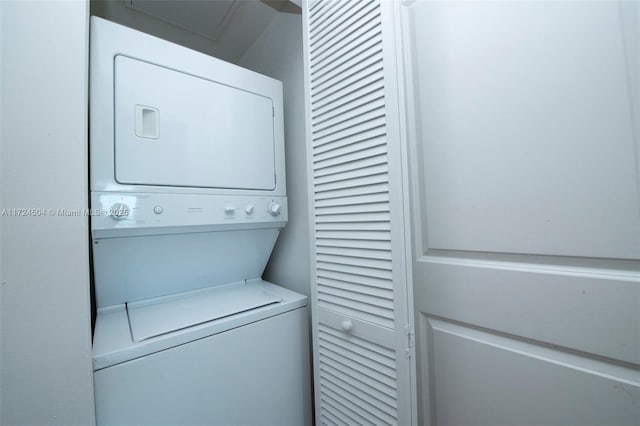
[[302, 1, 416, 425]]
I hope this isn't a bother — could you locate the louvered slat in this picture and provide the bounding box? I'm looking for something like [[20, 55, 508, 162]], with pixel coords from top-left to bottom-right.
[[316, 254, 391, 271], [316, 261, 393, 281], [314, 191, 389, 207], [312, 37, 382, 93], [318, 326, 397, 383], [313, 131, 385, 159], [307, 0, 403, 424], [316, 201, 390, 216], [311, 10, 380, 74], [318, 286, 394, 312], [318, 293, 395, 323], [312, 107, 385, 141], [320, 407, 349, 426], [316, 229, 391, 241], [310, 2, 376, 60], [316, 245, 391, 260], [312, 34, 382, 96], [309, 0, 364, 46], [317, 325, 399, 425], [314, 172, 388, 193], [318, 350, 398, 396], [315, 222, 390, 233], [311, 69, 384, 114], [320, 393, 367, 425], [317, 276, 394, 299], [311, 14, 381, 82], [313, 184, 388, 202], [317, 269, 393, 289], [313, 99, 385, 140], [321, 378, 397, 424], [320, 366, 397, 410], [316, 159, 388, 183], [312, 81, 383, 124], [313, 95, 385, 134], [314, 163, 389, 186]]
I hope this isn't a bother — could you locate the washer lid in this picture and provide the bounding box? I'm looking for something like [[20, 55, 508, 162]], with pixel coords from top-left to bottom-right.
[[127, 281, 282, 342]]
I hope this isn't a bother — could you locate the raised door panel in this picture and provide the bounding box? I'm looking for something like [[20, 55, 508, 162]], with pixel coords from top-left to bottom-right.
[[418, 260, 640, 364], [414, 1, 639, 259], [421, 319, 640, 426]]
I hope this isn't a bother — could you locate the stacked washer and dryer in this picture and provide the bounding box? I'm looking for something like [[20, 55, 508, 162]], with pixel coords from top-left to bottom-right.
[[89, 17, 311, 426]]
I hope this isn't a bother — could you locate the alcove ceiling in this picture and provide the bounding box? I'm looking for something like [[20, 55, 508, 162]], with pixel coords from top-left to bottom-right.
[[91, 0, 301, 63]]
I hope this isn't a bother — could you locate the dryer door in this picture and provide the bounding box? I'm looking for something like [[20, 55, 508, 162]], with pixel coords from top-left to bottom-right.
[[114, 55, 276, 190]]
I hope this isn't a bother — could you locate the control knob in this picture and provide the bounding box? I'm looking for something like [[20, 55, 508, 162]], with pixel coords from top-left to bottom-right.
[[268, 201, 281, 217], [110, 202, 130, 221]]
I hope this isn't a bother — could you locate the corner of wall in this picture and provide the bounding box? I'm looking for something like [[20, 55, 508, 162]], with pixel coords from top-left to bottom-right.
[[238, 12, 311, 297]]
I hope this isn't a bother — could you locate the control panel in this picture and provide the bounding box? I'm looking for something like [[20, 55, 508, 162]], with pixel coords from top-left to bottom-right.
[[91, 192, 287, 233]]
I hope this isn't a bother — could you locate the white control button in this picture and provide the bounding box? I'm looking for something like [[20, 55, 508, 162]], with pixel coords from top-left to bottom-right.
[[224, 205, 236, 215], [153, 206, 163, 214], [110, 202, 130, 221], [268, 201, 281, 217], [245, 204, 255, 215]]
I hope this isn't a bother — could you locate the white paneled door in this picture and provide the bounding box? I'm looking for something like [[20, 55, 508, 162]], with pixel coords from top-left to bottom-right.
[[396, 1, 640, 425], [302, 0, 416, 424]]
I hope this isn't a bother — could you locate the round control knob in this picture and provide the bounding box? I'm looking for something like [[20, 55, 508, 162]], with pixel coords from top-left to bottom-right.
[[110, 202, 130, 221], [268, 201, 281, 217], [153, 205, 164, 214], [245, 204, 255, 215]]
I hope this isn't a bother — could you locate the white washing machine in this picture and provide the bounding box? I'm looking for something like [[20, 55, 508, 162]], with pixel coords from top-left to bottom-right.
[[89, 17, 311, 426]]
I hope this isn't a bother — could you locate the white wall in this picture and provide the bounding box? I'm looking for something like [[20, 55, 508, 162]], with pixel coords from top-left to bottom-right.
[[0, 1, 95, 425], [239, 11, 310, 297], [0, 0, 3, 421]]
